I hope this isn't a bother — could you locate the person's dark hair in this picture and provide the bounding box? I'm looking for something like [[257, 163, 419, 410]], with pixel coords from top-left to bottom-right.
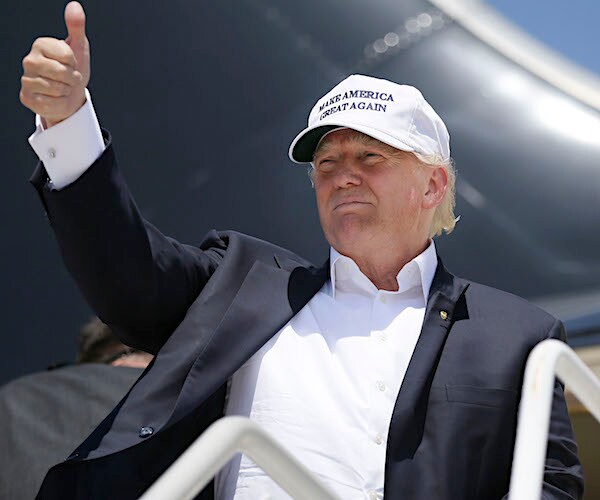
[[77, 317, 135, 364]]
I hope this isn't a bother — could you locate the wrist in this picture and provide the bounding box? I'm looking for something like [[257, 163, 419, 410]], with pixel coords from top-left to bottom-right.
[[42, 94, 87, 129]]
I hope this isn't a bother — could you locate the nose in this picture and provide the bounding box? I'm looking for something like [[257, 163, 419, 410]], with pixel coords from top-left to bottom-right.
[[333, 161, 362, 189]]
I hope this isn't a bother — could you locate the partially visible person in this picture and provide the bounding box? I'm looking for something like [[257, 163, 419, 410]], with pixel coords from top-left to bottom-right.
[[0, 317, 152, 500], [77, 316, 153, 368]]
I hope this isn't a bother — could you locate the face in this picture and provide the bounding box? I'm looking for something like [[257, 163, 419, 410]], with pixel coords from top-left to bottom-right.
[[312, 129, 443, 257]]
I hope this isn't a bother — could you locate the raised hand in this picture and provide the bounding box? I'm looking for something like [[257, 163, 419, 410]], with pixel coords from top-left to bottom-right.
[[20, 2, 90, 128]]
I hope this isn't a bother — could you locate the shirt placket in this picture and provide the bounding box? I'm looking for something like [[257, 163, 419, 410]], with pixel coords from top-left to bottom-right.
[[363, 290, 395, 497]]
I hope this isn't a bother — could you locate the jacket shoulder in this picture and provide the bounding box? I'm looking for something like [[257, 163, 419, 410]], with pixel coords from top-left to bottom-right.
[[462, 279, 559, 332]]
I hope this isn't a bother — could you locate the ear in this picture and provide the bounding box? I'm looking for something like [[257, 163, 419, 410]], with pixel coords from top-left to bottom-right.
[[422, 166, 448, 209]]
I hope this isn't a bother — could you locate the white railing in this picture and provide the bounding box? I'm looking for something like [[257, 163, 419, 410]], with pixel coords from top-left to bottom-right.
[[508, 339, 600, 500], [141, 339, 599, 500], [139, 415, 340, 500]]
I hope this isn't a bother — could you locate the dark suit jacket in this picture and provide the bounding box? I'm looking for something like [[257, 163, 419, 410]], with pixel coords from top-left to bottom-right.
[[31, 134, 583, 499]]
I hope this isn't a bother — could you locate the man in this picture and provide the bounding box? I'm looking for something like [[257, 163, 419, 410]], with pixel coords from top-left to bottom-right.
[[20, 2, 582, 499], [0, 318, 152, 500]]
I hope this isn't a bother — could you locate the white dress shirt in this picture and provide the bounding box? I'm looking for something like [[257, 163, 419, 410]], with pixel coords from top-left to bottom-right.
[[28, 94, 438, 500], [216, 244, 437, 500]]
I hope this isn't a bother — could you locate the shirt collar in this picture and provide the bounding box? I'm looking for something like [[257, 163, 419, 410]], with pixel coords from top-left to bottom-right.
[[328, 240, 438, 303]]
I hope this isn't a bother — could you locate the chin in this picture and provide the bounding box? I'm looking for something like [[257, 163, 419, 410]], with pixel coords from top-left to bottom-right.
[[327, 228, 371, 255]]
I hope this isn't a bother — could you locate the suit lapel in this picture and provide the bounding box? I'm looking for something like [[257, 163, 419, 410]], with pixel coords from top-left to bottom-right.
[[170, 254, 328, 423], [387, 258, 469, 460]]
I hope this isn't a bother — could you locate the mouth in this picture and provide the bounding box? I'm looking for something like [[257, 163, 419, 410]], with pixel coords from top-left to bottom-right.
[[333, 201, 371, 210]]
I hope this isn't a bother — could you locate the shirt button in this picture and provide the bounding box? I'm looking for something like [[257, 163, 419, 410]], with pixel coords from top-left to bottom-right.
[[379, 332, 387, 342], [375, 434, 383, 445], [379, 295, 387, 303], [376, 380, 386, 392], [48, 148, 57, 159], [368, 491, 378, 500]]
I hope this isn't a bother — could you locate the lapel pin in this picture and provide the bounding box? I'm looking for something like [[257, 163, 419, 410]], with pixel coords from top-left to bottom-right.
[[440, 310, 448, 321]]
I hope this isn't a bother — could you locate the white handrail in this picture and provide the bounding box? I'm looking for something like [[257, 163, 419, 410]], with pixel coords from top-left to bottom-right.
[[508, 339, 600, 500], [139, 415, 341, 500]]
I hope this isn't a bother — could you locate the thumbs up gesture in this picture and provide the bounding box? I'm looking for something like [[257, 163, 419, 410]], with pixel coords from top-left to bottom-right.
[[20, 2, 90, 128]]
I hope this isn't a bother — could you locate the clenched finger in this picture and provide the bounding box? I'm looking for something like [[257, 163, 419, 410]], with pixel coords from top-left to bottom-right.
[[26, 57, 82, 86], [32, 38, 77, 68], [21, 76, 72, 97]]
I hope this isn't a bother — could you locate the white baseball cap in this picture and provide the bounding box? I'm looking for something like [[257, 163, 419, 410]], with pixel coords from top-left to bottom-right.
[[288, 74, 450, 163]]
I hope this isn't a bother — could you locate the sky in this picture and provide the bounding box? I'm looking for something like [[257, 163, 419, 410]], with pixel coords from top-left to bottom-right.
[[485, 0, 600, 76]]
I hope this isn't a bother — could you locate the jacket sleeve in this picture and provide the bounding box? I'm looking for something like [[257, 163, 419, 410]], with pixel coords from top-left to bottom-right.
[[30, 130, 227, 354], [502, 319, 584, 500]]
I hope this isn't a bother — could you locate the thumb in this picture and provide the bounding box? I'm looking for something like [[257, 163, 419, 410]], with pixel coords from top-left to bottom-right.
[[64, 1, 86, 43]]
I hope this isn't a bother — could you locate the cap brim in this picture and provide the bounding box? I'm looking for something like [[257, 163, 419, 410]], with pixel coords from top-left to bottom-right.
[[288, 122, 416, 163], [288, 125, 342, 163]]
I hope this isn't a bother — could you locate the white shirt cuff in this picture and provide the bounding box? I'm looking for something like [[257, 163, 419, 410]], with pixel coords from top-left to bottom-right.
[[28, 89, 105, 190]]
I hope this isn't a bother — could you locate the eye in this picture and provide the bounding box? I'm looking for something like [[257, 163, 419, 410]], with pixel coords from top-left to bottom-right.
[[315, 158, 335, 172], [363, 151, 383, 162]]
